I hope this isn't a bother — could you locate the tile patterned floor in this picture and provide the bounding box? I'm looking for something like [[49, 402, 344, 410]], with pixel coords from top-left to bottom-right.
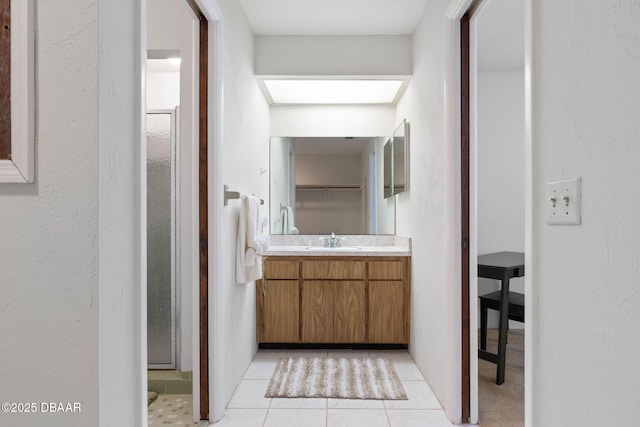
[[210, 349, 453, 427], [148, 395, 199, 426]]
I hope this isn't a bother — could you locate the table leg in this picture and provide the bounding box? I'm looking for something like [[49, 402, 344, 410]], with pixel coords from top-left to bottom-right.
[[480, 299, 488, 350], [496, 271, 510, 385]]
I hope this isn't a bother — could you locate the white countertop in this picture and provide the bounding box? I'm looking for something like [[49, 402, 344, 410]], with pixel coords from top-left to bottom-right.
[[265, 245, 411, 257], [264, 235, 411, 257]]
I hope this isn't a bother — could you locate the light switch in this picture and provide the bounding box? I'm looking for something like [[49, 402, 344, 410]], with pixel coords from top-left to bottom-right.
[[546, 177, 581, 225]]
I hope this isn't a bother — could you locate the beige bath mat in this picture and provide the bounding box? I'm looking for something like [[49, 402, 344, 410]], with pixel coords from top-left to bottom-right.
[[265, 356, 407, 400]]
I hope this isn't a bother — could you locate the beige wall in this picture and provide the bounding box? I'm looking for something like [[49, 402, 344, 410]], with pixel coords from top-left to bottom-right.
[[214, 0, 271, 413], [531, 0, 640, 424], [394, 0, 459, 420], [0, 1, 99, 425]]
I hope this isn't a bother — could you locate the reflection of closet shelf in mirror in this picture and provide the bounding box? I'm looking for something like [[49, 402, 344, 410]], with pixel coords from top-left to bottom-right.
[[296, 185, 362, 190]]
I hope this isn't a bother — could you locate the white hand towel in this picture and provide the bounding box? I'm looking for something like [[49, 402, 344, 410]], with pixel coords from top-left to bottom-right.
[[236, 195, 266, 284], [286, 206, 295, 234], [281, 208, 288, 234]]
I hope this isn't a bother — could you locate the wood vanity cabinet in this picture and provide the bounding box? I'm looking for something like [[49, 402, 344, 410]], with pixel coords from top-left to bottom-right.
[[301, 260, 366, 342], [257, 256, 411, 345], [368, 260, 408, 343], [256, 260, 300, 343]]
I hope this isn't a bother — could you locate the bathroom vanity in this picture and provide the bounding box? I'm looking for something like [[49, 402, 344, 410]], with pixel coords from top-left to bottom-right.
[[256, 237, 411, 346]]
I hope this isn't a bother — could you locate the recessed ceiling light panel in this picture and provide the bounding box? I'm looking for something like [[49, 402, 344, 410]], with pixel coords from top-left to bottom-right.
[[263, 79, 404, 104]]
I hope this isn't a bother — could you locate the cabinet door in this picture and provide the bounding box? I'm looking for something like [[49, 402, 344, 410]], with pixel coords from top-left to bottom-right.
[[301, 281, 333, 342], [263, 280, 299, 342], [334, 281, 366, 343], [369, 281, 405, 343]]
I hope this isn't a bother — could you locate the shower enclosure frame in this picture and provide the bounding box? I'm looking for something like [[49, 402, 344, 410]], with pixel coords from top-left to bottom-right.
[[147, 108, 180, 370]]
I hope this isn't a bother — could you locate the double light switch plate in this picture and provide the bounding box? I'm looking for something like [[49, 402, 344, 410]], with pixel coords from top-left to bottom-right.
[[546, 177, 582, 225]]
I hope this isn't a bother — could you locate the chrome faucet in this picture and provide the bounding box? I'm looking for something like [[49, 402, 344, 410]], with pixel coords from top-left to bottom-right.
[[323, 232, 343, 248]]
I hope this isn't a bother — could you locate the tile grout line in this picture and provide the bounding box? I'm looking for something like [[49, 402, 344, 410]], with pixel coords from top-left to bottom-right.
[[326, 397, 328, 427], [382, 398, 392, 427], [261, 396, 273, 427]]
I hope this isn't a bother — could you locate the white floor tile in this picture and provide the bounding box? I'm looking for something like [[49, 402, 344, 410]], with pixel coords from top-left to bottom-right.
[[264, 408, 326, 427], [328, 409, 390, 427], [383, 381, 442, 410], [270, 397, 327, 409], [227, 380, 271, 409], [327, 398, 385, 409], [210, 408, 267, 426], [392, 360, 425, 380], [243, 358, 278, 379], [368, 350, 414, 361], [224, 348, 450, 427], [387, 409, 453, 427]]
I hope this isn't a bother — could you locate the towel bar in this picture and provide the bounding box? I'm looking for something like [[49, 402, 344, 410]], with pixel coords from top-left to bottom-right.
[[224, 185, 264, 206]]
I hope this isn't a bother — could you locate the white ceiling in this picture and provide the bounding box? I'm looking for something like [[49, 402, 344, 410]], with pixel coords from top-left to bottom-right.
[[241, 0, 523, 70], [239, 0, 429, 35]]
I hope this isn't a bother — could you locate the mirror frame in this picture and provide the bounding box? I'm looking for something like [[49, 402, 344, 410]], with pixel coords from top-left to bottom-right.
[[393, 119, 409, 195], [383, 138, 393, 199], [383, 120, 410, 198]]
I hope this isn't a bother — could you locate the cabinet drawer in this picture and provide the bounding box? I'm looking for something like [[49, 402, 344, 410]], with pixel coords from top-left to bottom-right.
[[264, 260, 299, 279], [302, 260, 365, 280], [369, 260, 405, 280]]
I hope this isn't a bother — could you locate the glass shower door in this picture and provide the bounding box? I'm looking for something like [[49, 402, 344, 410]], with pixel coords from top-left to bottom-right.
[[146, 110, 177, 369]]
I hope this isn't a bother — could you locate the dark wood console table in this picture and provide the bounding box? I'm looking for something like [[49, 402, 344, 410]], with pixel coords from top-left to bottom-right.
[[478, 251, 525, 385]]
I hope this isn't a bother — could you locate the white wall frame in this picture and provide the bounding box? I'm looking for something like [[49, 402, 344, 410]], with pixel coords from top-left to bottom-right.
[[523, 0, 534, 425], [0, 0, 35, 183], [98, 0, 147, 425], [468, 2, 492, 424], [469, 10, 480, 426]]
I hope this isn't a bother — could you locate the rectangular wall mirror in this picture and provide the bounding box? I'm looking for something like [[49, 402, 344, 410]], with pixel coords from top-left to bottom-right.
[[270, 137, 396, 235]]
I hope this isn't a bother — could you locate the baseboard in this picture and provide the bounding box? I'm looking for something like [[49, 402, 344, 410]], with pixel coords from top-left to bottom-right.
[[148, 370, 193, 395]]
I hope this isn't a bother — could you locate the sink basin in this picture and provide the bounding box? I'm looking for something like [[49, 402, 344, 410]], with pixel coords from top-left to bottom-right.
[[305, 246, 361, 251]]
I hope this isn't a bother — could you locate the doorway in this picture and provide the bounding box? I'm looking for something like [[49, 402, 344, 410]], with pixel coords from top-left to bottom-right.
[[474, 0, 525, 424], [145, 0, 209, 422], [456, 0, 528, 424]]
